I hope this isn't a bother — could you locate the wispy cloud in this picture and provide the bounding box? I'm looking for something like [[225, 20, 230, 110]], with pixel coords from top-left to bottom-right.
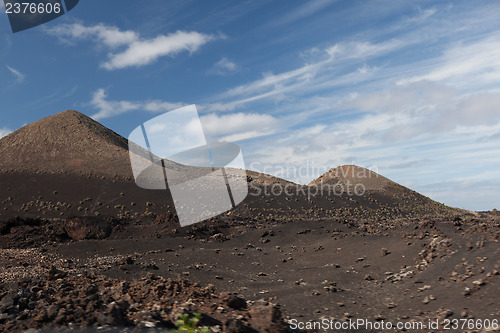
[[204, 38, 408, 112], [416, 179, 500, 211], [201, 112, 279, 142], [6, 65, 25, 83], [45, 23, 217, 70], [23, 86, 78, 109], [191, 5, 500, 211], [325, 39, 404, 61], [90, 88, 185, 119], [478, 131, 500, 142], [210, 57, 238, 75], [270, 0, 336, 27], [397, 35, 500, 88], [78, 3, 499, 210], [89, 89, 279, 141], [206, 5, 500, 115], [405, 7, 438, 24], [0, 128, 12, 139]]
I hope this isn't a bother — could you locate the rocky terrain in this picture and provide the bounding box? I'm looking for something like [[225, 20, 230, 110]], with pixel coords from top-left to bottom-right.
[[0, 110, 498, 332], [0, 268, 286, 332]]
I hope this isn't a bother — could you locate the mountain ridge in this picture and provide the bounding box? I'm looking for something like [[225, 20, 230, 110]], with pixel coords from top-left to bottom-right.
[[0, 110, 454, 221]]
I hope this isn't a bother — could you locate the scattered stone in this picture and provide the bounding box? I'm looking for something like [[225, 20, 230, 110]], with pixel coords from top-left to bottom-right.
[[248, 301, 287, 332], [418, 285, 431, 292], [46, 266, 67, 280], [295, 279, 307, 286], [437, 309, 454, 320], [63, 216, 113, 241], [381, 248, 391, 256], [364, 274, 374, 281], [225, 318, 253, 333], [473, 279, 485, 286], [387, 303, 396, 309], [223, 293, 247, 310]]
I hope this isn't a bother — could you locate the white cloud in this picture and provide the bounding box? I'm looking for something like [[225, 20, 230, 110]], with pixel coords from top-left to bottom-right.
[[441, 92, 500, 128], [6, 65, 25, 83], [45, 23, 216, 70], [233, 79, 500, 191], [103, 31, 215, 70], [220, 62, 321, 99], [46, 23, 137, 48], [397, 36, 500, 88], [90, 88, 185, 119], [216, 58, 236, 71], [342, 81, 500, 139], [211, 57, 238, 75], [142, 101, 187, 113], [325, 39, 403, 61], [0, 128, 12, 139], [200, 113, 280, 142], [343, 81, 458, 115]]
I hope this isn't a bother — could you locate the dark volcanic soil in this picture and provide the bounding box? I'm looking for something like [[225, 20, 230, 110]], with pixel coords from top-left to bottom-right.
[[0, 172, 498, 332], [0, 271, 287, 332], [1, 209, 499, 332]]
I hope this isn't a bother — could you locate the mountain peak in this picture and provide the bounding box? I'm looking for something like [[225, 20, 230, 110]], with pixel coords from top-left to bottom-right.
[[53, 109, 86, 117], [48, 109, 90, 122], [0, 110, 131, 177], [309, 165, 395, 191]]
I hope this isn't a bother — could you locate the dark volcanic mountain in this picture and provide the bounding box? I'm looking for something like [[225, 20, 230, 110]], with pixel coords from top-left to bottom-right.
[[0, 110, 456, 223], [0, 110, 175, 221], [0, 110, 132, 177]]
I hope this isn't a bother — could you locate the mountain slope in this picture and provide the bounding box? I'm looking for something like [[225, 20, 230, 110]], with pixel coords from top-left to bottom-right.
[[0, 110, 132, 178]]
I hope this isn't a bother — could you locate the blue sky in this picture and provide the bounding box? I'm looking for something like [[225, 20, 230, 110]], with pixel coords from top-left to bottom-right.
[[1, 0, 499, 210]]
